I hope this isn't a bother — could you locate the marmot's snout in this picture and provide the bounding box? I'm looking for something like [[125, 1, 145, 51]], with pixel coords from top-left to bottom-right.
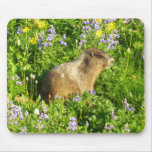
[[107, 57, 115, 67]]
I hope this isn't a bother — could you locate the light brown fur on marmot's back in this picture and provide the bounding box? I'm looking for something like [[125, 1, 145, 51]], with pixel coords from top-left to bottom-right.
[[40, 48, 114, 103]]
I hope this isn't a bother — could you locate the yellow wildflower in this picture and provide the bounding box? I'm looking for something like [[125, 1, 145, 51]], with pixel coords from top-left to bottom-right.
[[96, 19, 102, 23], [96, 30, 102, 37], [107, 22, 116, 31], [23, 26, 30, 32], [30, 37, 38, 44], [132, 75, 136, 79], [32, 19, 40, 26], [38, 21, 47, 29]]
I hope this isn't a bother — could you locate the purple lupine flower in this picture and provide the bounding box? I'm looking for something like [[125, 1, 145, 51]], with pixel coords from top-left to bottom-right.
[[7, 29, 10, 36], [104, 19, 117, 24], [25, 110, 29, 116], [40, 124, 44, 130], [91, 19, 101, 31], [42, 42, 48, 47], [19, 126, 27, 134], [9, 101, 13, 105], [82, 21, 86, 25], [104, 123, 114, 130], [86, 26, 91, 32], [43, 106, 47, 113], [35, 121, 44, 130], [114, 41, 119, 45], [88, 90, 96, 96], [7, 101, 24, 124], [44, 114, 49, 120], [123, 98, 134, 112], [112, 115, 117, 120], [78, 40, 87, 49], [99, 38, 107, 44], [16, 26, 22, 34], [124, 19, 130, 24], [68, 117, 78, 131], [48, 42, 52, 47], [114, 30, 118, 33], [123, 98, 129, 108], [39, 113, 49, 120], [78, 46, 81, 49], [37, 37, 43, 42], [86, 121, 89, 127], [142, 54, 144, 60], [94, 24, 100, 31], [82, 25, 91, 33], [98, 31, 120, 49], [101, 33, 105, 38], [38, 43, 42, 49], [12, 76, 15, 80], [40, 113, 44, 119], [112, 109, 117, 120], [60, 40, 64, 45], [73, 98, 77, 102], [22, 126, 27, 132], [60, 40, 67, 46], [16, 81, 23, 85], [48, 25, 56, 37], [19, 131, 27, 134], [63, 42, 67, 46], [127, 107, 134, 112], [40, 31, 44, 37], [78, 20, 91, 49], [80, 33, 86, 39], [38, 46, 42, 50], [69, 117, 77, 121], [46, 34, 53, 41], [62, 34, 66, 40], [124, 123, 130, 132], [106, 43, 114, 50], [107, 34, 113, 40], [54, 95, 61, 99], [73, 95, 81, 102], [82, 20, 90, 25], [14, 121, 18, 124], [113, 34, 120, 38], [86, 20, 90, 24]]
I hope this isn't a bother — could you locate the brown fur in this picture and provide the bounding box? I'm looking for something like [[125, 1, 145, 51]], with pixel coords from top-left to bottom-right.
[[40, 48, 114, 103]]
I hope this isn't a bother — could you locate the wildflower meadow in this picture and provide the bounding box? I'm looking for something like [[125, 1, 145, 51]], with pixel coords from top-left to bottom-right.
[[7, 19, 144, 133]]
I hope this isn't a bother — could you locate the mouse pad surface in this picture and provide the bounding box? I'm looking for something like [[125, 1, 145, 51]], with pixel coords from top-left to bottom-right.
[[7, 19, 144, 133]]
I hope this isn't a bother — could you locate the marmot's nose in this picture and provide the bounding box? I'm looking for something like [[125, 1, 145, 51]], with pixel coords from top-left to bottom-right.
[[108, 58, 115, 65]]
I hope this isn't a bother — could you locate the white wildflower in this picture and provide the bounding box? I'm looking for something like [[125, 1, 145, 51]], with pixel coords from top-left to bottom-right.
[[34, 109, 39, 115]]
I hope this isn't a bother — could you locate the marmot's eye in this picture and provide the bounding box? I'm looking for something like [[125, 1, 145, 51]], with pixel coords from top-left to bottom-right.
[[89, 52, 93, 57], [98, 55, 104, 58]]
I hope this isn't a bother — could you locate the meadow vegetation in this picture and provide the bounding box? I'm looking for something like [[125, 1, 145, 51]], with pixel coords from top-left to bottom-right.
[[7, 19, 144, 133]]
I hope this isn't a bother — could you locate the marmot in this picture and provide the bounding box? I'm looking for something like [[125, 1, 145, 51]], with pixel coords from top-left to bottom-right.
[[40, 48, 114, 103]]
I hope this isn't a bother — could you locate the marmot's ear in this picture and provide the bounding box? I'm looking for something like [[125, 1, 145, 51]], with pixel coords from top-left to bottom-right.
[[89, 50, 94, 57]]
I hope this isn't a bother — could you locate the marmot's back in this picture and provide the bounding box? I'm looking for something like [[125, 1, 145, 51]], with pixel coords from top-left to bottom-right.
[[40, 48, 114, 103]]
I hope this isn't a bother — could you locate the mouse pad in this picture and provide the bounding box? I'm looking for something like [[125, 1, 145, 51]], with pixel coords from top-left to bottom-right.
[[7, 19, 144, 133]]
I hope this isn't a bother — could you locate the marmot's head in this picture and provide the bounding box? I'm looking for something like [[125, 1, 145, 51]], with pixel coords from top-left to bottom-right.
[[83, 48, 115, 71]]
